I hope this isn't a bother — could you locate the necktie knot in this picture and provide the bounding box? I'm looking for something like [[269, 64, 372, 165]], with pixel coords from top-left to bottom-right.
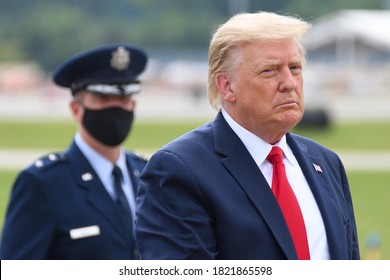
[[112, 165, 124, 184], [267, 146, 284, 164]]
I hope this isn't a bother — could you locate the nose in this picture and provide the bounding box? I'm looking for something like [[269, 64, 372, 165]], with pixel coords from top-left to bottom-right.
[[278, 68, 297, 92]]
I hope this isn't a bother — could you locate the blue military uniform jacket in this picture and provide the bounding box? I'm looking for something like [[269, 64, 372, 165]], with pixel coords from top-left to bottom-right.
[[0, 140, 147, 259]]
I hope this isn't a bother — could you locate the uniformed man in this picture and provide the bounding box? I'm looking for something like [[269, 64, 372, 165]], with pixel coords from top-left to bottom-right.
[[0, 44, 148, 259]]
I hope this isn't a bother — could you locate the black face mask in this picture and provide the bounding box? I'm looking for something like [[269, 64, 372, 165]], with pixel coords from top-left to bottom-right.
[[82, 107, 134, 146]]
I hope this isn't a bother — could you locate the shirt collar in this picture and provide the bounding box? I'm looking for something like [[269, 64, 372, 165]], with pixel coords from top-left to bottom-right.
[[272, 136, 297, 167], [221, 109, 297, 167], [75, 133, 127, 182]]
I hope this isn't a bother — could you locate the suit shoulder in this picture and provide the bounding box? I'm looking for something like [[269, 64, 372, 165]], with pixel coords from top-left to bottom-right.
[[159, 123, 212, 152]]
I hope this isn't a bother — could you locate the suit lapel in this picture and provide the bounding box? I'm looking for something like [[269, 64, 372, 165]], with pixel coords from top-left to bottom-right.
[[213, 113, 297, 259], [64, 141, 132, 243], [287, 133, 348, 259]]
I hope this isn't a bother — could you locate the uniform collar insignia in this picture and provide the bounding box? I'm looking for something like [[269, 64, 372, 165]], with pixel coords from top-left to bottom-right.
[[110, 46, 130, 71], [81, 172, 93, 181]]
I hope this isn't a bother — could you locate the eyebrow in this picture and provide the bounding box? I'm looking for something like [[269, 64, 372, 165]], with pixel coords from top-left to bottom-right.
[[257, 56, 303, 68]]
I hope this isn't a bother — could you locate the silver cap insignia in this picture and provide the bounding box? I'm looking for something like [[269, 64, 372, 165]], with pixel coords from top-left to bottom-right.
[[110, 46, 130, 71]]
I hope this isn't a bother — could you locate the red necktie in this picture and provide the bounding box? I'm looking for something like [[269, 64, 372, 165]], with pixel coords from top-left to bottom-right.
[[267, 146, 310, 260]]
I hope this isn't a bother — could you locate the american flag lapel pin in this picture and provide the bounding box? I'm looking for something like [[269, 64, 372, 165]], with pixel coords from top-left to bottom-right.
[[313, 163, 323, 173]]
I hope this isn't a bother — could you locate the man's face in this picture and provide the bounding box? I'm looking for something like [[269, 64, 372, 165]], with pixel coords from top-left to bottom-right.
[[70, 91, 136, 147], [220, 39, 305, 142]]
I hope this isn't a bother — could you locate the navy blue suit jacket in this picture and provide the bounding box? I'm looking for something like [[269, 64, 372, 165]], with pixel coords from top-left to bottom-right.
[[0, 141, 147, 259], [135, 112, 360, 259]]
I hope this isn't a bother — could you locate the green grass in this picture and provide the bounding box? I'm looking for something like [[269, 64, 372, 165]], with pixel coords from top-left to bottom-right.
[[348, 171, 390, 260], [0, 120, 389, 259], [292, 121, 390, 151], [0, 120, 206, 151], [0, 170, 15, 211], [0, 121, 76, 150], [125, 120, 208, 152], [0, 120, 389, 151]]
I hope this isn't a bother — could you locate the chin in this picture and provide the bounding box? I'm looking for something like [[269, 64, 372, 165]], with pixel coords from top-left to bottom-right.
[[280, 114, 302, 131], [286, 110, 302, 121]]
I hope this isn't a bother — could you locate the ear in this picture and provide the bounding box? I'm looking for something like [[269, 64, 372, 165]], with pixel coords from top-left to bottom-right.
[[215, 73, 236, 103], [131, 98, 137, 108], [69, 99, 82, 122]]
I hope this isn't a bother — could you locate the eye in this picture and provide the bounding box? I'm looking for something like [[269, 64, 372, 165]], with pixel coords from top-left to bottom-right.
[[290, 65, 302, 75], [259, 68, 277, 77]]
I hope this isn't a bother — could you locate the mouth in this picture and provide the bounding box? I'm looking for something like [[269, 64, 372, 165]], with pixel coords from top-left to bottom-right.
[[277, 100, 298, 108]]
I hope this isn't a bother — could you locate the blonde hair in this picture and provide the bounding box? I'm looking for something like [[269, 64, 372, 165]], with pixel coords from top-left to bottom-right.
[[208, 11, 311, 109]]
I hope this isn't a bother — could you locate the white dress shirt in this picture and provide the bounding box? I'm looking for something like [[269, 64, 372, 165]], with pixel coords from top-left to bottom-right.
[[75, 133, 136, 221], [222, 109, 330, 259]]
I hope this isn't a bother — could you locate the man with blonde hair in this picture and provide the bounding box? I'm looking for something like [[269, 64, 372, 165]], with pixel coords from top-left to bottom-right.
[[135, 11, 360, 260]]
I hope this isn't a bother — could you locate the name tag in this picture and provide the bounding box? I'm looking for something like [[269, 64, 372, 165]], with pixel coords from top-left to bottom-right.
[[69, 225, 100, 240]]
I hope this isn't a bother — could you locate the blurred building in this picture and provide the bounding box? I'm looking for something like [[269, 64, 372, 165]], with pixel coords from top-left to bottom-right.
[[301, 9, 390, 96], [297, 9, 390, 126], [302, 9, 390, 65], [0, 62, 45, 93]]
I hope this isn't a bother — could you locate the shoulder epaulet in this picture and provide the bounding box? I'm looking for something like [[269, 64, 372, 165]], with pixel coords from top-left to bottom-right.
[[31, 152, 66, 171]]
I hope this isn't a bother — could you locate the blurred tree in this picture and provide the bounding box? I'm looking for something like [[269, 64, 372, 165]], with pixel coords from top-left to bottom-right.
[[0, 0, 386, 71], [284, 0, 383, 19]]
